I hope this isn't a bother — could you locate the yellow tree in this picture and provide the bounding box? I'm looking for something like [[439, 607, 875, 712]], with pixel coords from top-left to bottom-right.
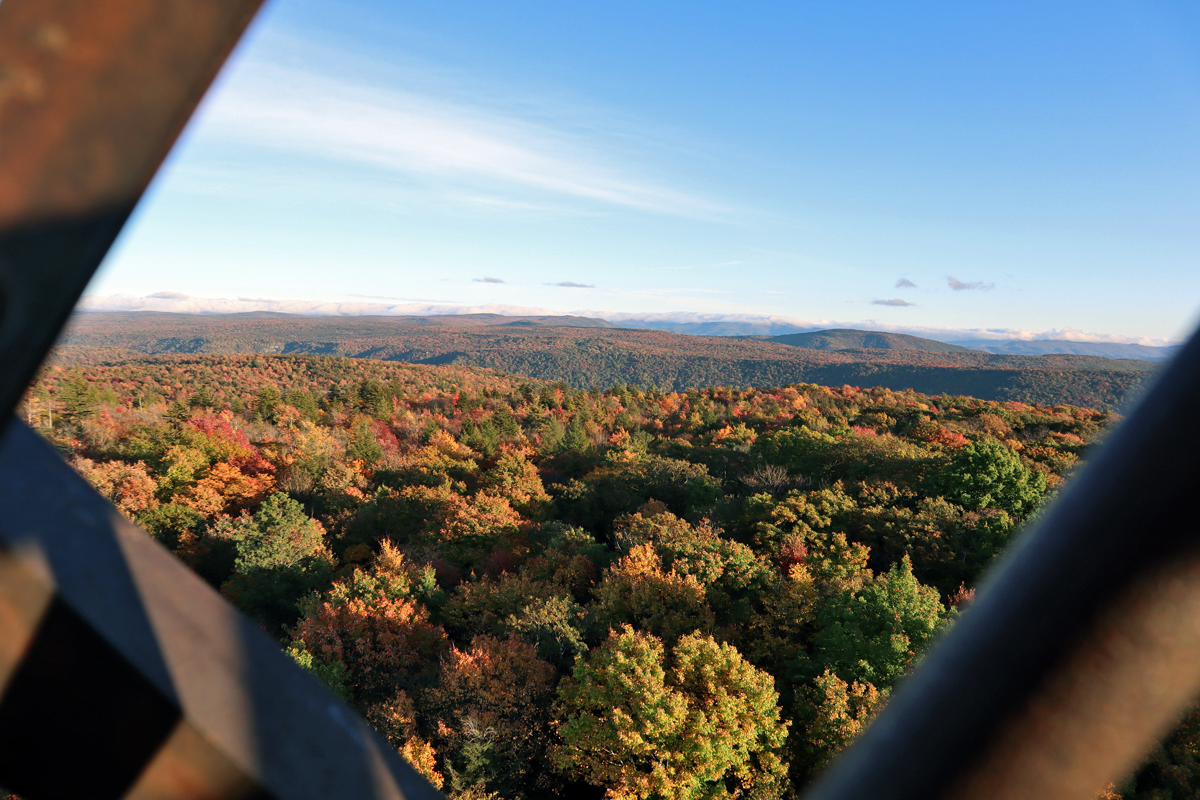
[[365, 690, 444, 790], [793, 668, 883, 775], [555, 626, 789, 800], [591, 544, 715, 644]]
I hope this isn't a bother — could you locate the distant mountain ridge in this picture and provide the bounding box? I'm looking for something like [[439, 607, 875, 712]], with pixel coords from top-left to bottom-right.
[[952, 338, 1180, 361], [58, 311, 1160, 410], [610, 318, 814, 336], [768, 329, 974, 354], [608, 319, 1178, 360]]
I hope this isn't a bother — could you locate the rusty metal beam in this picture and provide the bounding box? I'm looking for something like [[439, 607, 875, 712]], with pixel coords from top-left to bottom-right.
[[0, 0, 264, 419], [2, 0, 1199, 798], [801, 325, 1200, 800], [0, 1, 447, 797], [0, 419, 445, 800]]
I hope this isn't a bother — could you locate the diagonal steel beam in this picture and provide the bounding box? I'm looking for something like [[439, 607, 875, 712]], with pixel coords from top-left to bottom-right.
[[0, 418, 445, 800], [0, 1, 446, 797], [801, 325, 1200, 800], [0, 0, 262, 419]]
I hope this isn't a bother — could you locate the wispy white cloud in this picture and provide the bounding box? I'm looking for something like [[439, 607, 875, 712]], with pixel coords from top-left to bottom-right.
[[549, 281, 595, 288], [873, 298, 915, 307], [196, 58, 725, 217], [348, 293, 463, 303], [895, 278, 917, 289], [474, 277, 506, 284]]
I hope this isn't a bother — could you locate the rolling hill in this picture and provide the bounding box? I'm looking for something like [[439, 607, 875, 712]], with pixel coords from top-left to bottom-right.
[[56, 312, 1160, 410], [768, 329, 974, 353], [953, 338, 1179, 361]]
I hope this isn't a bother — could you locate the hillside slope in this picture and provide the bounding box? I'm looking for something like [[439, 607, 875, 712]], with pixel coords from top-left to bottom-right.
[[31, 350, 1131, 793], [769, 328, 973, 353], [59, 312, 1159, 410], [954, 338, 1179, 361]]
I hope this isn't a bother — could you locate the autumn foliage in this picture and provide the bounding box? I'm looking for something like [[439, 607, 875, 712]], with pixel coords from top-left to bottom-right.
[[23, 349, 1178, 798]]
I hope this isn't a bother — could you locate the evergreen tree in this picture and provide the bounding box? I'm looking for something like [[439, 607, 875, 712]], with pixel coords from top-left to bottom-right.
[[166, 399, 192, 426], [190, 386, 218, 410], [57, 371, 100, 422], [255, 386, 282, 423], [348, 418, 385, 465], [810, 555, 948, 689], [560, 414, 590, 454], [284, 389, 320, 421], [222, 493, 335, 634]]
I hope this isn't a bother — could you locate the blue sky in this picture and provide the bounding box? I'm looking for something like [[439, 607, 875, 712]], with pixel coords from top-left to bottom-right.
[[86, 0, 1200, 344]]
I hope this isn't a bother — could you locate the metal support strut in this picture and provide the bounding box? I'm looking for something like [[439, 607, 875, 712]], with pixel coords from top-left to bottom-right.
[[1, 1, 1199, 799]]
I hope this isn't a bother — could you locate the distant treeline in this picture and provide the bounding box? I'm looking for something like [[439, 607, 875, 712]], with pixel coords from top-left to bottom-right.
[[60, 313, 1159, 411]]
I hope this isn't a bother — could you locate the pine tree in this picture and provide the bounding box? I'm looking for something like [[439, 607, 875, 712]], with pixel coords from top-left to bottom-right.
[[560, 414, 590, 454], [255, 386, 282, 422], [57, 371, 100, 422]]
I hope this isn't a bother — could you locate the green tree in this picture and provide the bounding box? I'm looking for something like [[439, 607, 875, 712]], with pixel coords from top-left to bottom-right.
[[537, 417, 565, 456], [493, 406, 522, 440], [810, 555, 947, 689], [221, 492, 335, 633], [357, 379, 393, 419], [255, 386, 282, 423], [560, 414, 591, 454], [231, 492, 329, 570], [57, 371, 101, 422], [348, 417, 385, 465], [166, 399, 191, 426], [1125, 702, 1200, 799], [612, 506, 773, 630], [755, 425, 929, 486], [555, 626, 789, 800], [505, 595, 587, 671], [284, 388, 321, 421], [462, 418, 501, 458], [190, 386, 219, 410], [791, 668, 883, 778], [591, 544, 715, 644], [928, 438, 1046, 518]]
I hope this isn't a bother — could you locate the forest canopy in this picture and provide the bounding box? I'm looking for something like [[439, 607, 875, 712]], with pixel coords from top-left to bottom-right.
[[21, 351, 1192, 800], [57, 312, 1159, 410]]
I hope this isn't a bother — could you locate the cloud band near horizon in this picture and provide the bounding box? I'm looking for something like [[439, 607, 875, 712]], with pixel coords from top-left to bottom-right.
[[73, 292, 1178, 347]]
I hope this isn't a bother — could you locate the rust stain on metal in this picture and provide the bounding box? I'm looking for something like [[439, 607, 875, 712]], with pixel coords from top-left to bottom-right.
[[0, 0, 262, 227], [32, 24, 69, 54], [0, 62, 45, 107]]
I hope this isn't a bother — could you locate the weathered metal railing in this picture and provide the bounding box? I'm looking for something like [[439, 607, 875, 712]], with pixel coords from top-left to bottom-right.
[[804, 326, 1200, 800], [0, 1, 442, 798], [0, 1, 1197, 799]]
